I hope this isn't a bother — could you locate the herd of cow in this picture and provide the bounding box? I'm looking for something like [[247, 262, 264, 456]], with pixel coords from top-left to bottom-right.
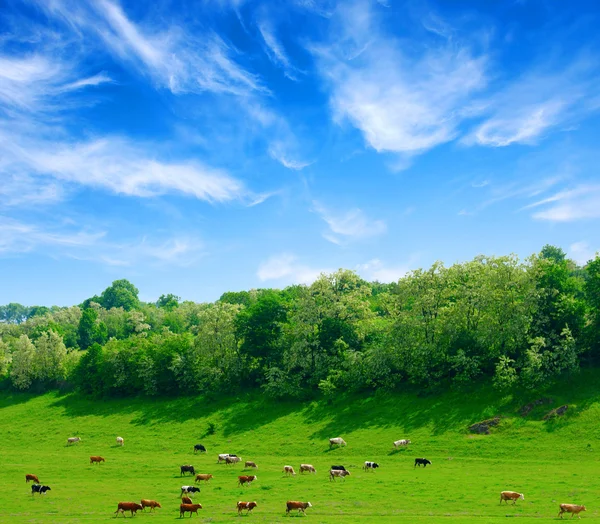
[[23, 435, 589, 519]]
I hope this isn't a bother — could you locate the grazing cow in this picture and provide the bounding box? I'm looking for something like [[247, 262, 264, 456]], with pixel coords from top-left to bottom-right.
[[181, 465, 196, 476], [245, 461, 258, 469], [194, 474, 213, 483], [140, 499, 161, 512], [218, 453, 236, 463], [300, 464, 316, 474], [226, 456, 242, 465], [363, 461, 380, 471], [330, 465, 346, 471], [25, 474, 40, 484], [181, 486, 201, 496], [181, 496, 193, 504], [237, 501, 257, 515], [393, 439, 411, 448], [286, 501, 312, 515], [67, 437, 81, 445], [180, 503, 202, 517], [31, 485, 51, 495], [116, 436, 124, 446], [558, 504, 586, 519], [283, 465, 296, 476], [237, 475, 257, 486], [329, 469, 351, 481], [114, 502, 143, 517], [90, 456, 105, 464], [500, 491, 524, 505], [329, 437, 347, 448], [193, 444, 206, 453], [414, 458, 432, 468]]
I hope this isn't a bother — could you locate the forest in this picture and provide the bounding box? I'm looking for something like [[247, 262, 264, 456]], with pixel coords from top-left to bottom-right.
[[1, 245, 599, 398]]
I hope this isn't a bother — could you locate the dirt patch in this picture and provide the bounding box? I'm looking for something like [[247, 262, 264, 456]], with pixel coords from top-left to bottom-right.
[[520, 397, 553, 417], [468, 417, 500, 434], [543, 405, 568, 420]]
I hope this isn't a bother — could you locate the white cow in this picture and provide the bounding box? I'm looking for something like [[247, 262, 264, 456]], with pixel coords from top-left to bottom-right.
[[218, 453, 233, 463], [67, 437, 81, 445], [283, 465, 296, 476], [116, 436, 124, 446], [226, 456, 242, 465], [393, 439, 411, 448], [300, 464, 316, 474], [329, 437, 347, 448], [329, 469, 351, 481]]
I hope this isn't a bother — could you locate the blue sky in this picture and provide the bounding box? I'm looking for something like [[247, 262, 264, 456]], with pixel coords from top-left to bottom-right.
[[1, 0, 599, 306]]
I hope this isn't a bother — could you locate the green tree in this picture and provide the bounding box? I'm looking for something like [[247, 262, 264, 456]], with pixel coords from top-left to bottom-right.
[[33, 330, 67, 383], [156, 294, 180, 311], [98, 279, 140, 311], [78, 308, 107, 350], [9, 335, 36, 389], [73, 343, 105, 395]]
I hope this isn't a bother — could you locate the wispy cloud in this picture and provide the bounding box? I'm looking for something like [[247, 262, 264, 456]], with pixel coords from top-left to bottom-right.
[[313, 201, 386, 244], [524, 184, 600, 221], [258, 19, 300, 80], [257, 253, 328, 284], [356, 256, 418, 282], [568, 241, 598, 266], [268, 142, 312, 170]]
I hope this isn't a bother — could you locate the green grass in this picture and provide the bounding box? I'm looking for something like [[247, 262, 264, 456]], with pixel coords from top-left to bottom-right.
[[1, 372, 600, 522]]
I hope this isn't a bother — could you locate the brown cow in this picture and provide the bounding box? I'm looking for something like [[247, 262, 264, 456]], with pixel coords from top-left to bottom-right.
[[181, 496, 193, 504], [558, 504, 586, 519], [194, 474, 213, 483], [180, 503, 202, 517], [90, 456, 105, 464], [140, 499, 161, 512], [245, 461, 258, 469], [500, 491, 524, 505], [299, 464, 316, 474], [238, 475, 257, 486], [237, 501, 257, 515], [25, 474, 40, 484], [286, 501, 312, 515], [114, 502, 143, 517], [283, 465, 296, 476]]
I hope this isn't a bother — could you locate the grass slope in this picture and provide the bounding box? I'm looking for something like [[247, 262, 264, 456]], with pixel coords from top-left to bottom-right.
[[1, 372, 600, 522]]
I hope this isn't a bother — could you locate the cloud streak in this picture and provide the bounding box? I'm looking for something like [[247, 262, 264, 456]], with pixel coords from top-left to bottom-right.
[[313, 201, 386, 244], [257, 253, 328, 284]]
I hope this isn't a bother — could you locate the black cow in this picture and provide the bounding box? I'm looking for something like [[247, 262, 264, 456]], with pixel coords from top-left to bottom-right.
[[181, 486, 201, 495], [414, 458, 432, 468], [31, 485, 51, 495], [331, 465, 346, 471], [180, 465, 195, 476], [363, 461, 380, 470], [193, 444, 206, 453]]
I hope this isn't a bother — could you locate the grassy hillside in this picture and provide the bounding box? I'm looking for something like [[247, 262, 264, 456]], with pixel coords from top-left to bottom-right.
[[1, 372, 600, 522]]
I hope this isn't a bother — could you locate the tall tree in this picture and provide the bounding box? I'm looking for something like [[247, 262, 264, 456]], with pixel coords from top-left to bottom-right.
[[99, 279, 140, 311]]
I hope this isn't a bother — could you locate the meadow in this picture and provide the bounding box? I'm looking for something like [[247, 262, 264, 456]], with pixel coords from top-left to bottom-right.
[[1, 373, 599, 523]]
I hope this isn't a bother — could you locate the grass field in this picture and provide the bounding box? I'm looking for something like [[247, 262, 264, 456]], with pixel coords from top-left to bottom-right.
[[1, 373, 600, 523]]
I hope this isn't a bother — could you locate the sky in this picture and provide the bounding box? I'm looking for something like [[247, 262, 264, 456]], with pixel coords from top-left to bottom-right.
[[1, 0, 599, 306]]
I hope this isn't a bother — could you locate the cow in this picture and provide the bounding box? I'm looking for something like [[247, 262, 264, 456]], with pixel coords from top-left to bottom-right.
[[283, 465, 296, 476], [393, 439, 411, 448], [31, 485, 51, 495], [363, 461, 379, 471], [414, 458, 432, 468], [67, 437, 81, 445], [238, 475, 257, 486], [181, 465, 196, 476], [237, 501, 257, 515], [226, 456, 242, 465], [331, 465, 346, 471], [25, 474, 40, 484], [181, 496, 193, 504], [114, 502, 143, 517], [140, 499, 161, 512], [181, 486, 201, 496], [286, 501, 312, 515], [329, 437, 347, 448], [116, 436, 124, 446], [193, 444, 206, 454], [500, 491, 524, 505], [245, 461, 258, 469], [300, 464, 316, 474], [558, 504, 586, 519], [194, 474, 213, 483], [218, 453, 236, 463], [90, 456, 105, 464], [329, 469, 351, 481], [180, 503, 202, 517]]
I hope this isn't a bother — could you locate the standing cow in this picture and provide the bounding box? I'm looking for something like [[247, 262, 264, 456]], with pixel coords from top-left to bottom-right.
[[414, 458, 431, 468], [237, 501, 257, 515], [329, 437, 347, 448], [393, 439, 411, 448], [116, 436, 124, 446], [194, 444, 206, 453], [67, 437, 81, 445], [114, 502, 143, 517], [180, 465, 195, 476], [286, 501, 312, 515], [558, 504, 586, 519], [500, 491, 524, 505]]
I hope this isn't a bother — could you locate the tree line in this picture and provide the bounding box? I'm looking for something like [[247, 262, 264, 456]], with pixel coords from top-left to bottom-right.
[[1, 245, 599, 398]]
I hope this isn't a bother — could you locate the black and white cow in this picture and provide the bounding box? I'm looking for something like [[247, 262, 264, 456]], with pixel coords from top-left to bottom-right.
[[363, 461, 380, 471], [31, 485, 51, 495], [414, 458, 432, 468], [181, 486, 201, 496], [193, 444, 206, 453]]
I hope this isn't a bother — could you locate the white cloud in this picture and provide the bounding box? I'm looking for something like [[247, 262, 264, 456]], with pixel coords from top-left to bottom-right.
[[356, 258, 413, 282], [313, 1, 487, 156], [258, 19, 300, 80], [568, 241, 598, 266], [257, 253, 328, 284], [268, 142, 312, 170], [526, 185, 600, 222], [313, 201, 386, 244]]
